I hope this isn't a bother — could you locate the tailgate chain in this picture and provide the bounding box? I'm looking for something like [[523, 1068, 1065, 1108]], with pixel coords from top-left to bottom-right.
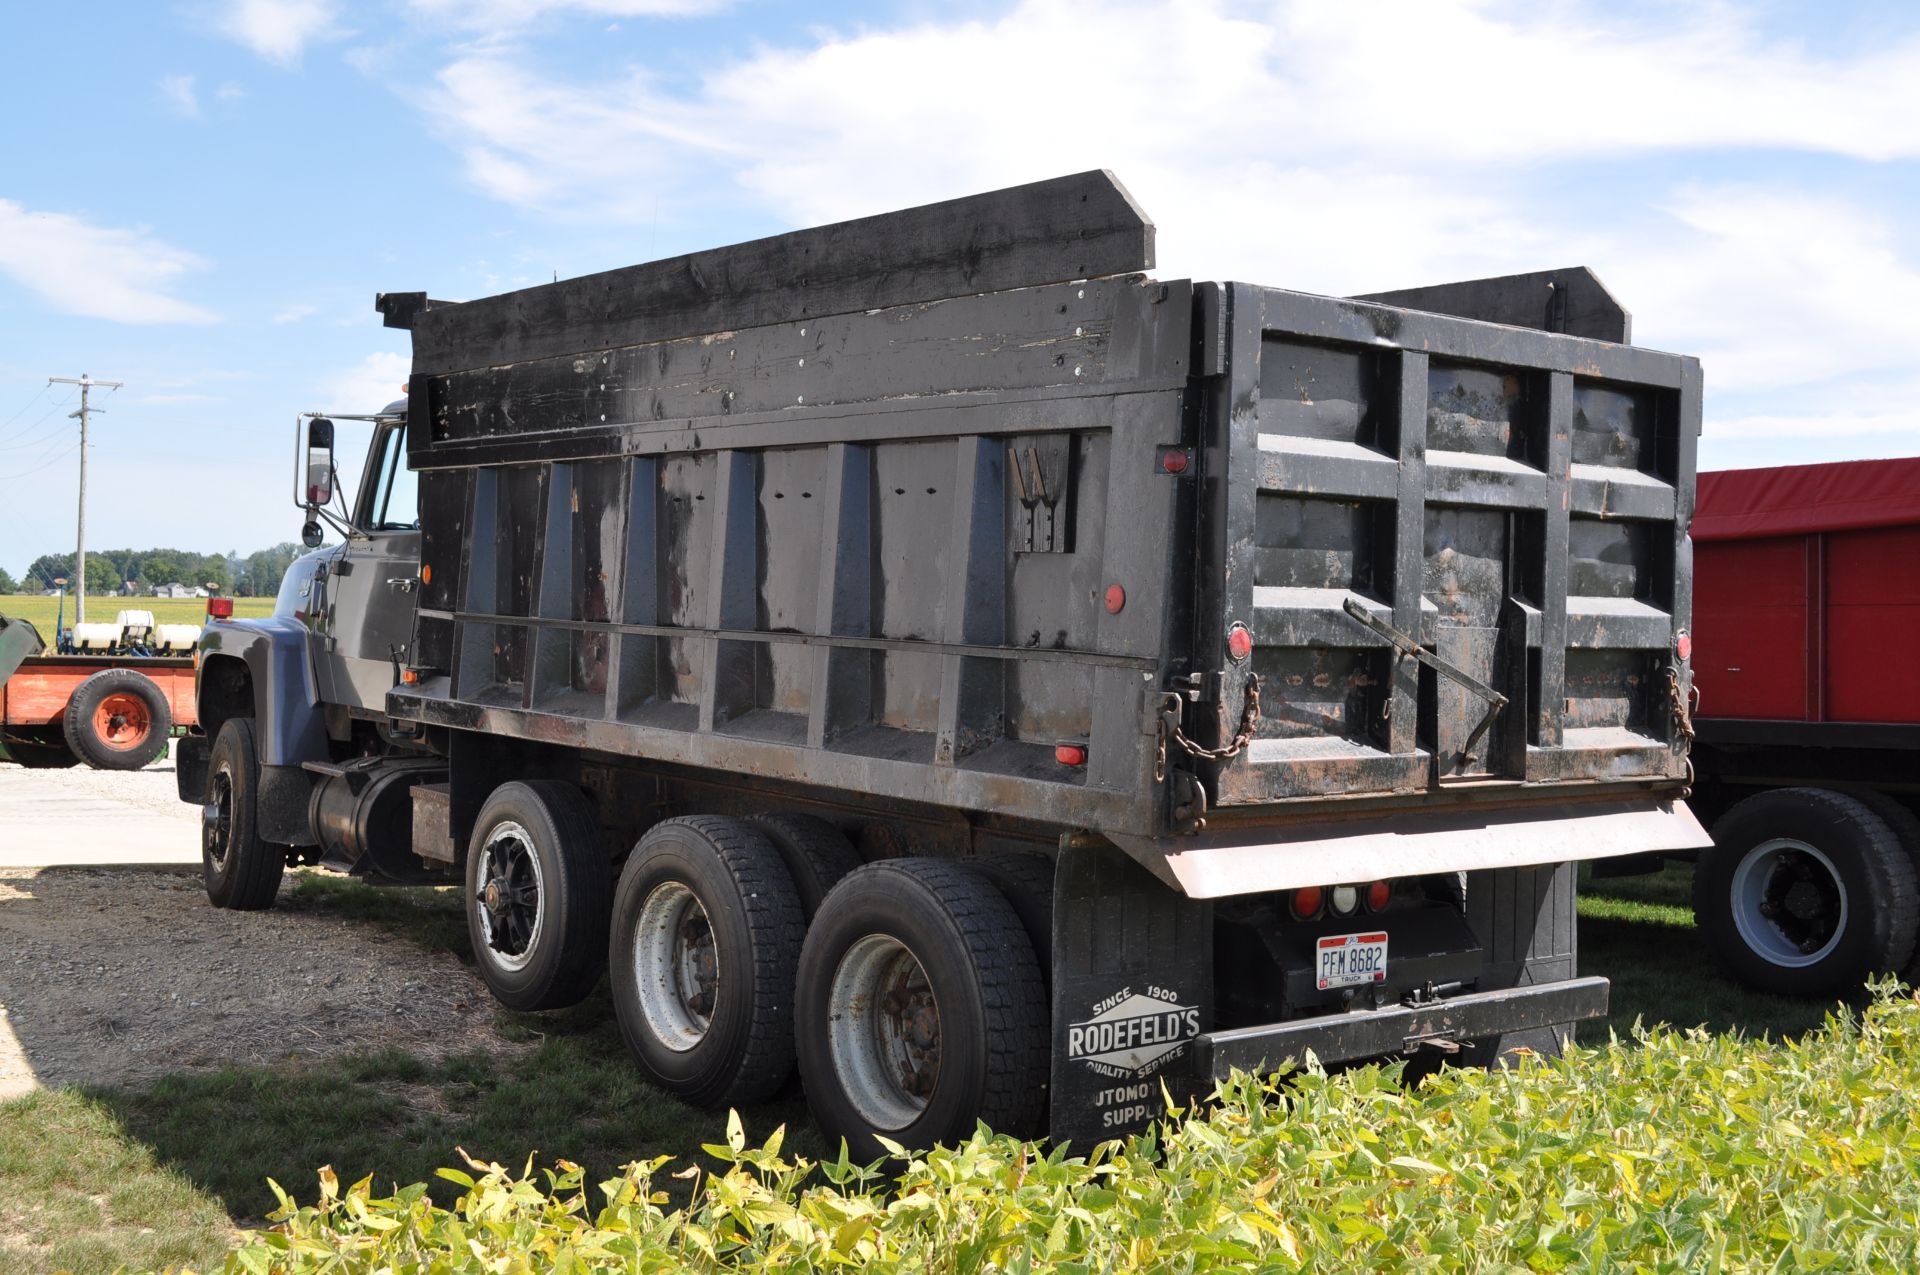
[[1163, 673, 1264, 766], [1665, 664, 1699, 790]]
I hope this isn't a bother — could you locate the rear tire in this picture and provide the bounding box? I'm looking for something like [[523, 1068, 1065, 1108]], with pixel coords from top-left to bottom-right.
[[609, 816, 806, 1107], [465, 780, 611, 1012], [747, 812, 863, 921], [969, 852, 1057, 972], [64, 668, 171, 770], [796, 858, 1048, 1161], [1850, 791, 1920, 982], [202, 718, 284, 910], [1693, 787, 1918, 998]]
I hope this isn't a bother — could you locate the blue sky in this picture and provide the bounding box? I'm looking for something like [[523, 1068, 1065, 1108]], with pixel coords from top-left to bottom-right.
[[2, 0, 1917, 573]]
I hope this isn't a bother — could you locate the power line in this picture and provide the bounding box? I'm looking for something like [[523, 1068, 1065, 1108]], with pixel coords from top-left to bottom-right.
[[0, 383, 50, 432], [0, 411, 77, 450], [0, 439, 79, 480], [0, 387, 75, 446]]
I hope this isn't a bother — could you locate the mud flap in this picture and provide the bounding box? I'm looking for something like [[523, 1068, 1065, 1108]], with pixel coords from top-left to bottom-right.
[[1047, 839, 1212, 1149], [1467, 861, 1578, 1055]]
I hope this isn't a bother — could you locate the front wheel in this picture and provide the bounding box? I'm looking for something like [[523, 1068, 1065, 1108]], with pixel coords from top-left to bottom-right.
[[202, 717, 284, 910], [464, 780, 611, 1012], [1694, 788, 1919, 998]]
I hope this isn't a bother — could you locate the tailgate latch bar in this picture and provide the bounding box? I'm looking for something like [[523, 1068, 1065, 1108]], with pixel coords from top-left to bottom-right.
[[1340, 597, 1509, 712], [1341, 597, 1509, 764]]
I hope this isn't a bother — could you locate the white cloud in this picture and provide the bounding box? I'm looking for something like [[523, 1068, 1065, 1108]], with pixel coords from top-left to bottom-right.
[[273, 302, 319, 324], [158, 74, 200, 118], [216, 81, 249, 101], [0, 201, 218, 325], [217, 0, 340, 65], [321, 351, 411, 414], [411, 0, 1920, 462], [407, 0, 725, 30], [1611, 187, 1920, 390]]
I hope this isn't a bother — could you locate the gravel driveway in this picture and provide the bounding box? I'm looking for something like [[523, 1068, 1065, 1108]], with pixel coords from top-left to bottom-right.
[[0, 765, 509, 1100]]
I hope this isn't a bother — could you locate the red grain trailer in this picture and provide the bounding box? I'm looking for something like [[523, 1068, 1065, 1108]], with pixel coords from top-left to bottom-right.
[[1687, 456, 1920, 995]]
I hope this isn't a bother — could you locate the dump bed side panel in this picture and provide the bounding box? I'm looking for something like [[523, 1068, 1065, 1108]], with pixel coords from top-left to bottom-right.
[[1200, 284, 1699, 808], [390, 273, 1195, 835]]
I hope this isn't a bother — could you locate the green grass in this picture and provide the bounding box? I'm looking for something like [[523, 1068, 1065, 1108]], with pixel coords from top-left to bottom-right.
[[0, 594, 275, 631], [0, 1089, 233, 1275], [84, 870, 821, 1229], [1577, 859, 1837, 1043]]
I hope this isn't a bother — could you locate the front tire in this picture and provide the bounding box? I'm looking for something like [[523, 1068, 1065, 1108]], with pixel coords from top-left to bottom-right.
[[65, 668, 171, 770], [202, 718, 284, 910], [1694, 788, 1919, 998], [464, 780, 611, 1012], [796, 859, 1048, 1161]]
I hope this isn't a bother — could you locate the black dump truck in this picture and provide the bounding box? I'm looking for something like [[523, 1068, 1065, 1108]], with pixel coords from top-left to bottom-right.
[[181, 172, 1709, 1157]]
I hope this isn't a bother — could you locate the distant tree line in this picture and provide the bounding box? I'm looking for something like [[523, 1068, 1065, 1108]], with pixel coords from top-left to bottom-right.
[[6, 543, 309, 598]]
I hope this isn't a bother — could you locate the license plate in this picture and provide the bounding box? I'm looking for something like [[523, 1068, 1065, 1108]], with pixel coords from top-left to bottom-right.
[[1316, 931, 1389, 990]]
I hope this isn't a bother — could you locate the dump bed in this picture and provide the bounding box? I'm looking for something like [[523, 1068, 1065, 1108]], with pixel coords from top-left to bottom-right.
[[1693, 456, 1920, 726], [384, 172, 1705, 888]]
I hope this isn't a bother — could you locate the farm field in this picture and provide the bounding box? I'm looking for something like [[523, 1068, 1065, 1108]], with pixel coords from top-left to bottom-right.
[[0, 595, 275, 632]]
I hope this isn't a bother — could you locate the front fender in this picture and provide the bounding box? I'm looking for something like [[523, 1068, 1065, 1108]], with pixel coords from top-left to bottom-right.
[[198, 616, 329, 766]]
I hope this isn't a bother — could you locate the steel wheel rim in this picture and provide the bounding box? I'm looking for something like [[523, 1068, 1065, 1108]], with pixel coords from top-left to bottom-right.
[[202, 766, 233, 866], [633, 881, 718, 1051], [828, 934, 941, 1132], [1730, 837, 1849, 968], [93, 693, 151, 749], [474, 820, 545, 972]]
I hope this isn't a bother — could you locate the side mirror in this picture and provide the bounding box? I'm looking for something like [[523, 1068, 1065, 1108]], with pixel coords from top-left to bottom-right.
[[301, 520, 324, 549], [304, 417, 336, 507]]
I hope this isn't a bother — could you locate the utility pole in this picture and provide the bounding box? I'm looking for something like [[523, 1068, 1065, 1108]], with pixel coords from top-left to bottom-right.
[[48, 373, 123, 624]]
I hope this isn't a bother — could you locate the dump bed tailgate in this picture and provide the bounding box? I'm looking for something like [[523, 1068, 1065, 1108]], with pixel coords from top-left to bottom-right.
[[1197, 283, 1700, 808]]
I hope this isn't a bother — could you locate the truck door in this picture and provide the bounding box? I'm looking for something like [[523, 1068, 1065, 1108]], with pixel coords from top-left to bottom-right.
[[323, 420, 421, 711]]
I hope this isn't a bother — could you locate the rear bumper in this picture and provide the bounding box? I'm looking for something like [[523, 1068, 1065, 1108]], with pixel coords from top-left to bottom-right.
[[1192, 975, 1609, 1078]]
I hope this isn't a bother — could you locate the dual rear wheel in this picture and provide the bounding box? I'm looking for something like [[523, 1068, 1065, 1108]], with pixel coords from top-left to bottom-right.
[[459, 788, 1050, 1157]]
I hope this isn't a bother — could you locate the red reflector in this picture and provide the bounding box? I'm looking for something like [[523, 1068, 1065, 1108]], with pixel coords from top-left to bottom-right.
[[1675, 630, 1692, 661], [1366, 880, 1392, 912], [1227, 624, 1253, 661], [206, 597, 233, 619], [1104, 584, 1126, 614], [1291, 885, 1323, 919], [1054, 743, 1087, 766], [1160, 449, 1190, 475]]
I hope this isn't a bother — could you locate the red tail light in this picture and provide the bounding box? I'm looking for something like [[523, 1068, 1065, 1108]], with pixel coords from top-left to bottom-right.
[[1365, 880, 1392, 912], [1290, 885, 1324, 920], [206, 597, 233, 619], [1054, 742, 1087, 767], [1675, 630, 1692, 661]]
